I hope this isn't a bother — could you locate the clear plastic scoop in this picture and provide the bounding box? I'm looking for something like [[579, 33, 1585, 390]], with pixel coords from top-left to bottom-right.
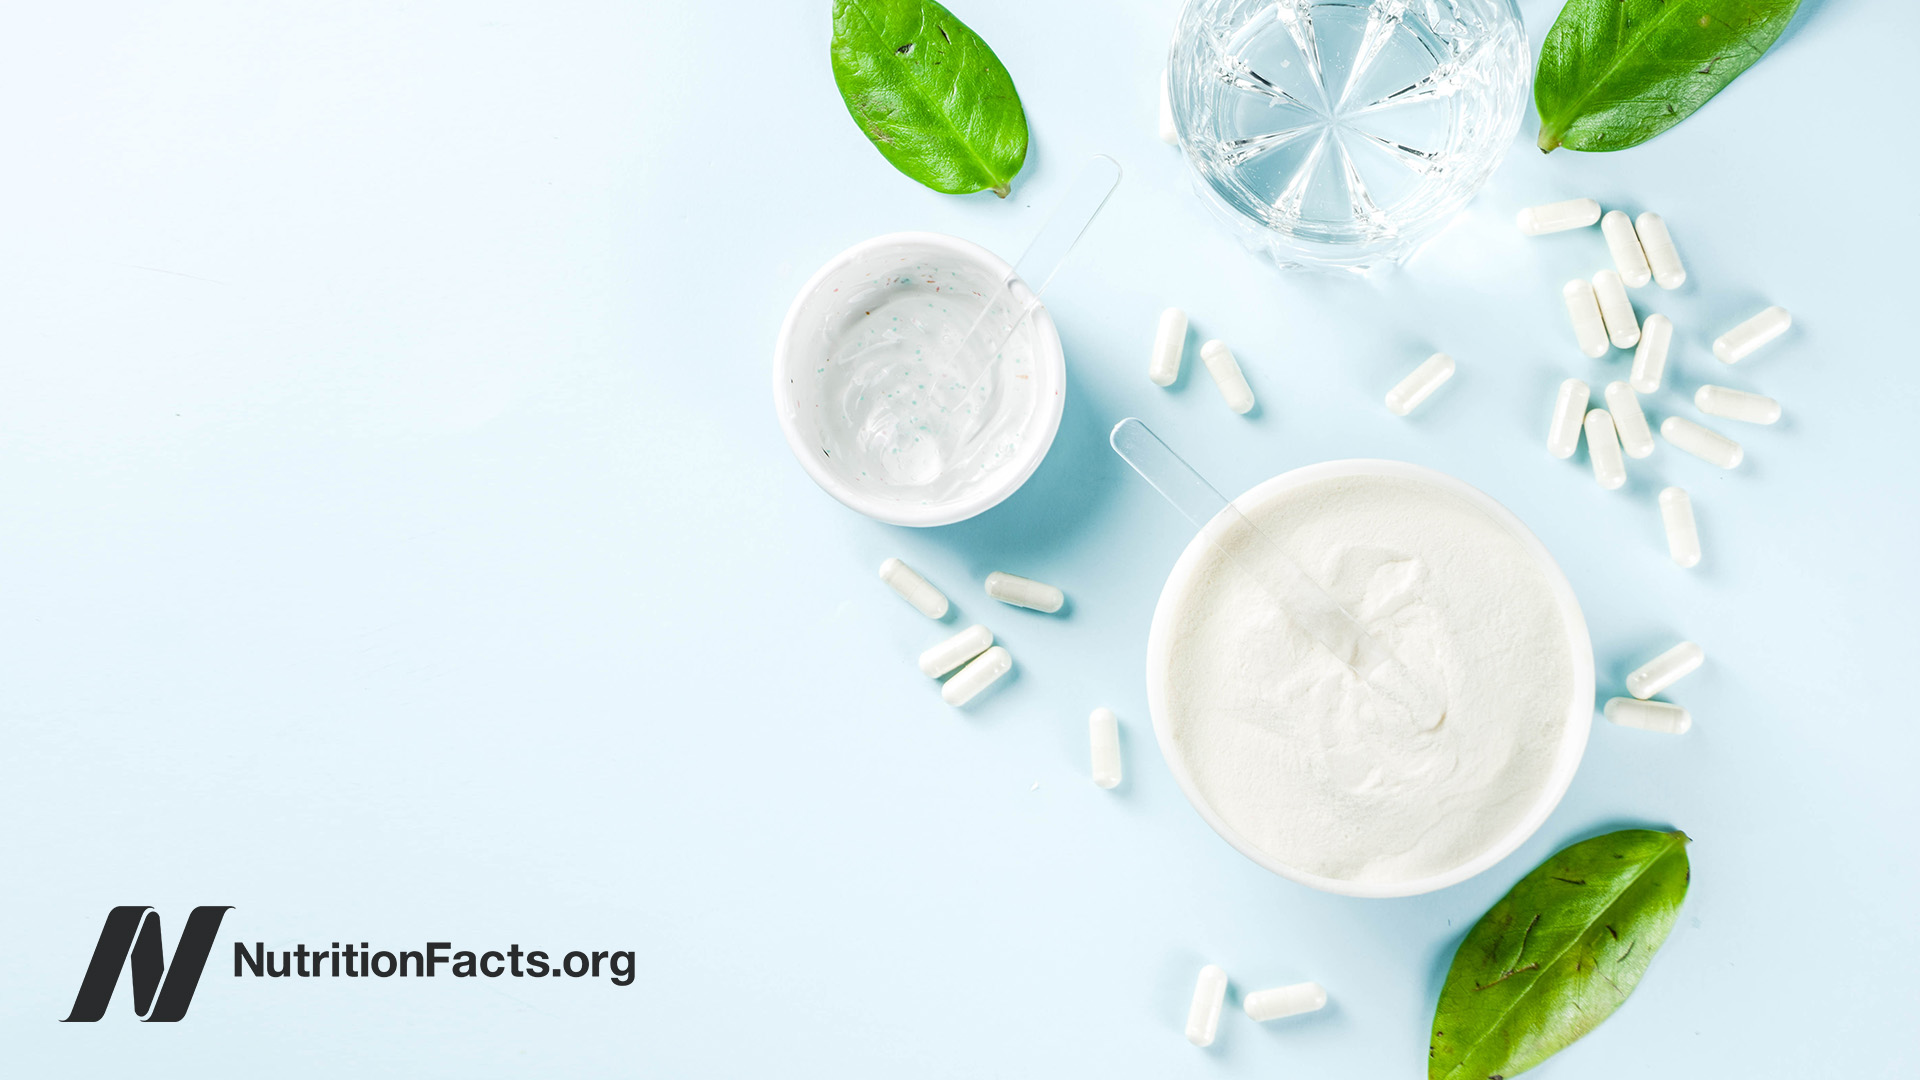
[[1110, 417, 1446, 730], [946, 156, 1123, 443]]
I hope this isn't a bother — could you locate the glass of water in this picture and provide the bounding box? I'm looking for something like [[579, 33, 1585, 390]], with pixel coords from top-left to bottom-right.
[[1169, 0, 1529, 272]]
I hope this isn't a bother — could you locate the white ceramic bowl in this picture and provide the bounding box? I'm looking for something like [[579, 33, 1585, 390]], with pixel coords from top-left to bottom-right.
[[1145, 459, 1594, 898], [771, 232, 1067, 527]]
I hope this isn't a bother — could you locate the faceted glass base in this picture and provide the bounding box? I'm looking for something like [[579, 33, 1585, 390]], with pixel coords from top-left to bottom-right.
[[1170, 0, 1528, 271]]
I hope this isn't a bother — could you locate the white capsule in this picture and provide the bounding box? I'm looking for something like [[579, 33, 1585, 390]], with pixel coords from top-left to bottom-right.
[[1604, 382, 1654, 459], [1158, 68, 1178, 145], [1517, 197, 1601, 235], [1627, 641, 1705, 700], [1604, 697, 1691, 735], [1200, 339, 1255, 414], [879, 558, 948, 619], [1089, 707, 1122, 789], [1635, 212, 1686, 289], [1592, 270, 1640, 349], [1661, 416, 1743, 469], [985, 571, 1065, 613], [941, 645, 1011, 707], [1547, 378, 1591, 459], [1244, 982, 1327, 1023], [1630, 313, 1673, 394], [918, 624, 992, 678], [1713, 305, 1791, 364], [1601, 210, 1652, 288], [1695, 385, 1781, 424], [1659, 487, 1701, 568], [1384, 352, 1455, 416], [1149, 307, 1187, 387], [1584, 409, 1626, 490], [1561, 279, 1608, 358], [1186, 964, 1229, 1047]]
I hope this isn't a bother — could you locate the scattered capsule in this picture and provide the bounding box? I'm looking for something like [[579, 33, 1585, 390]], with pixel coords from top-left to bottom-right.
[[1158, 69, 1178, 145], [985, 571, 1065, 613], [1713, 305, 1791, 364], [1604, 697, 1691, 735], [1635, 212, 1686, 289], [1695, 385, 1781, 424], [942, 645, 1012, 707], [1547, 378, 1591, 459], [1244, 982, 1327, 1023], [1601, 210, 1651, 287], [1200, 339, 1255, 414], [1659, 487, 1701, 568], [1592, 269, 1640, 349], [1604, 381, 1655, 459], [1630, 313, 1673, 394], [1627, 641, 1705, 700], [919, 624, 992, 678], [1089, 707, 1122, 789], [1661, 416, 1743, 469], [879, 558, 948, 619], [1186, 965, 1229, 1047], [1562, 279, 1609, 358], [1585, 409, 1626, 490], [1385, 352, 1455, 416], [1517, 197, 1601, 235], [1149, 307, 1188, 387]]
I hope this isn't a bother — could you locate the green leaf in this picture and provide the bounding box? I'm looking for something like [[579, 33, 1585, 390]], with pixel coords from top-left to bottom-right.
[[1535, 0, 1801, 153], [829, 0, 1028, 197], [1429, 829, 1691, 1080]]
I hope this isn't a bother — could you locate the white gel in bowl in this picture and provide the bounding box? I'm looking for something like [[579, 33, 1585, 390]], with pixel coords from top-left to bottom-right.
[[1146, 461, 1594, 898], [773, 233, 1066, 527]]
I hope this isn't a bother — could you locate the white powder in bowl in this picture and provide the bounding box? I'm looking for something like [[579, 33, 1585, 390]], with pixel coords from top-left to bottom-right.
[[1154, 472, 1579, 887]]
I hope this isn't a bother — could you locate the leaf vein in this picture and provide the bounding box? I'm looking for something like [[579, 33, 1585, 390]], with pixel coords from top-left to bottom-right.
[[1434, 833, 1687, 1080]]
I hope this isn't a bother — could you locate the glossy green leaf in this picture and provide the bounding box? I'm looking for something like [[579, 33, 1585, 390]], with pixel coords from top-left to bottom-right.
[[829, 0, 1028, 197], [1535, 0, 1801, 152], [1430, 830, 1691, 1080]]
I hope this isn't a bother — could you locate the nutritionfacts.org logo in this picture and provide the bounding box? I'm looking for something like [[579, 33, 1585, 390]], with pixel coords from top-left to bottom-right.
[[64, 906, 634, 1023], [64, 906, 231, 1023], [233, 940, 635, 983]]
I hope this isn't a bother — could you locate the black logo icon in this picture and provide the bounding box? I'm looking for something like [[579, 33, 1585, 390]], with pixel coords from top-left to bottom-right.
[[63, 906, 232, 1022]]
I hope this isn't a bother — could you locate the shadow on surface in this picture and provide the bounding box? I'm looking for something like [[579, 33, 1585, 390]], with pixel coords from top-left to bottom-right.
[[1775, 0, 1842, 49], [920, 363, 1127, 563]]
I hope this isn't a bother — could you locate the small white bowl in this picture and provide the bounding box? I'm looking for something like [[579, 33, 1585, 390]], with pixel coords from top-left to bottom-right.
[[1145, 459, 1595, 898], [771, 232, 1067, 527]]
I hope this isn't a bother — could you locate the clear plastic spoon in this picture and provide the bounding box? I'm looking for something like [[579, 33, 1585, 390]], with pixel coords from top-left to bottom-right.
[[946, 155, 1123, 443], [1110, 417, 1446, 730]]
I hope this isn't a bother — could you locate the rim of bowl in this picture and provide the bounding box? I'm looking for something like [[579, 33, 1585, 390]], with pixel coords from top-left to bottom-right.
[[770, 231, 1067, 528], [1144, 459, 1595, 898]]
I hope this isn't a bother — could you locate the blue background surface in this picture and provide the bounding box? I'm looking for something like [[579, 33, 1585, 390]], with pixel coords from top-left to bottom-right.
[[2, 1, 1914, 1075]]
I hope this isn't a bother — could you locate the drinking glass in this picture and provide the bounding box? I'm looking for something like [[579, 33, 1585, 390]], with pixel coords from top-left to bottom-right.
[[1169, 0, 1529, 271]]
